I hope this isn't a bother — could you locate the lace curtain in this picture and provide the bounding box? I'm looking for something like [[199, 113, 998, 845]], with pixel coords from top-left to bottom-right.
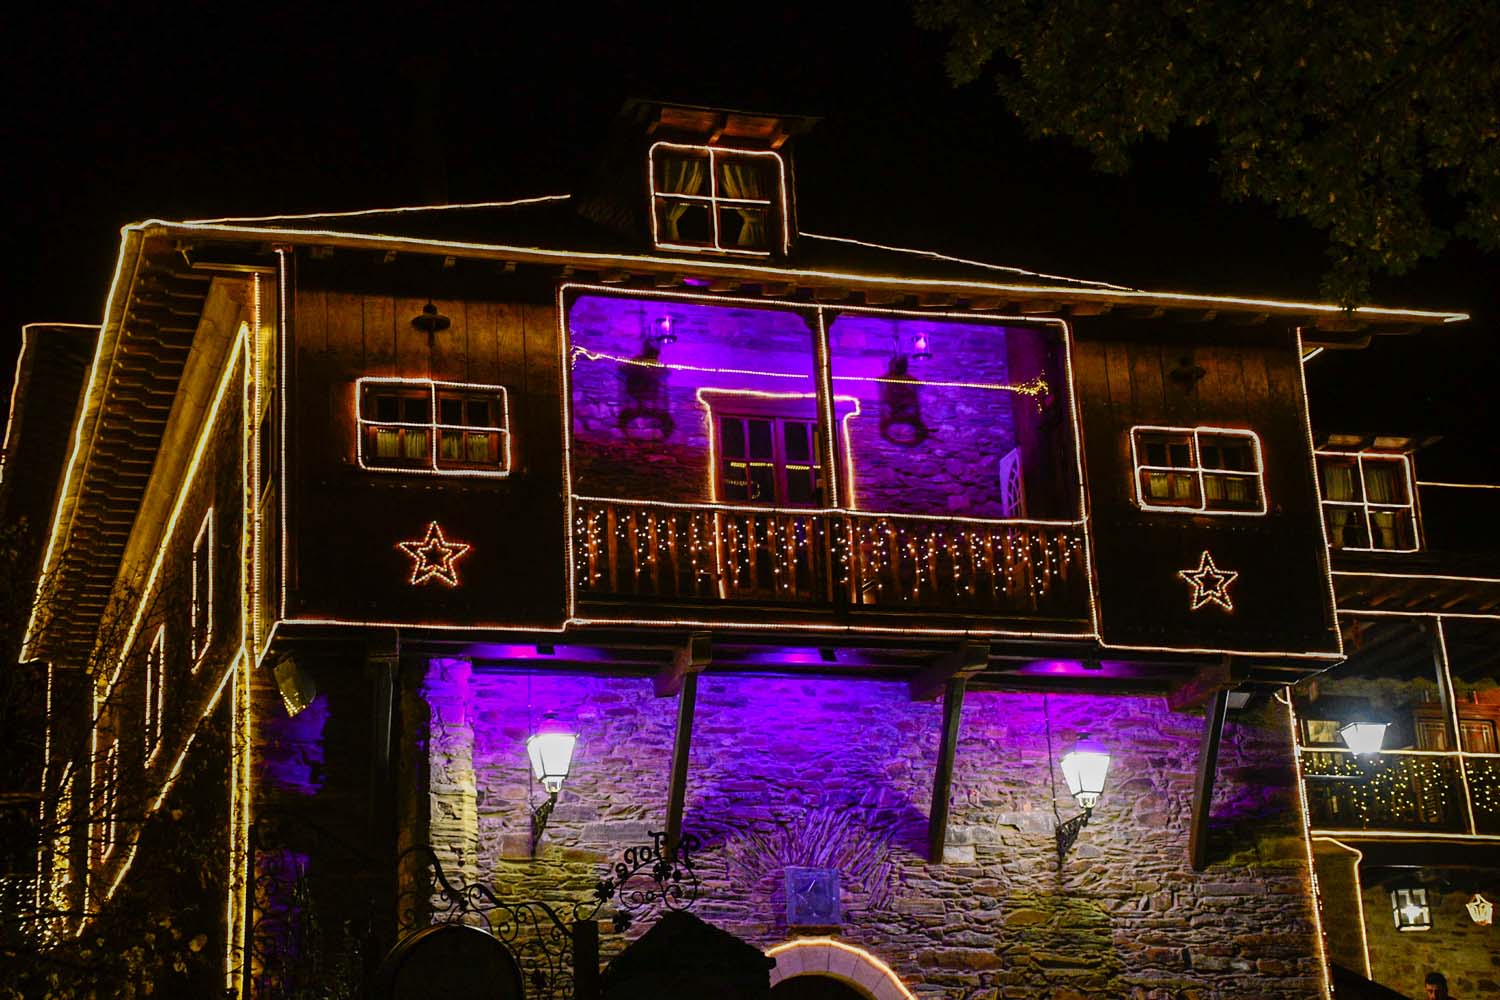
[[717, 159, 768, 247], [660, 155, 707, 241]]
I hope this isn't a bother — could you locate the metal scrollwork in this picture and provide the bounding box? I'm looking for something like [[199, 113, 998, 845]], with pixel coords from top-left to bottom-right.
[[590, 831, 701, 933]]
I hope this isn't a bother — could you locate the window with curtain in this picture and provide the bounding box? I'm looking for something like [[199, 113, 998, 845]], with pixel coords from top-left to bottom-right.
[[1131, 426, 1265, 514], [1317, 452, 1418, 550], [651, 143, 782, 254], [358, 378, 510, 476]]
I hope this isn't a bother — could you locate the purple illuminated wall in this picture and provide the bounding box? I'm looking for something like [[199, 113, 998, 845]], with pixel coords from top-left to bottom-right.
[[566, 294, 1078, 518], [441, 665, 1322, 997]]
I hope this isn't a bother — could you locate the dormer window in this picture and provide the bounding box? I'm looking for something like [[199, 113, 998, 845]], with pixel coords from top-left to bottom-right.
[[649, 143, 786, 256], [1316, 451, 1419, 551]]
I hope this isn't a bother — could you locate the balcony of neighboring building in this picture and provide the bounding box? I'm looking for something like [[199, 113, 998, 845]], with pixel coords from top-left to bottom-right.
[[1316, 439, 1500, 616], [562, 290, 1090, 632], [1293, 617, 1500, 837]]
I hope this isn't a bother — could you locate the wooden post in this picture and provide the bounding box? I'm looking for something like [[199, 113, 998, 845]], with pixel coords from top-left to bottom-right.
[[928, 676, 968, 862], [572, 918, 601, 1000], [665, 672, 699, 855], [1189, 688, 1229, 870]]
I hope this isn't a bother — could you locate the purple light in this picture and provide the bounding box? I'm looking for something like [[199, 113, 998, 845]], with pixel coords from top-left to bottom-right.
[[682, 277, 710, 287]]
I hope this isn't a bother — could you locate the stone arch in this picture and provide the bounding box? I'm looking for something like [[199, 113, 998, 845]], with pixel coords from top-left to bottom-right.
[[766, 938, 915, 1000]]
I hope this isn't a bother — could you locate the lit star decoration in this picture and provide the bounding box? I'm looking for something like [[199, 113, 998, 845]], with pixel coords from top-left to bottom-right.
[[1178, 550, 1238, 613], [397, 521, 471, 587]]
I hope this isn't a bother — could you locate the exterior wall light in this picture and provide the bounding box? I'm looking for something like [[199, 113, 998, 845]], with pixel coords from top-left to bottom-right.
[[1391, 887, 1432, 932], [1339, 721, 1388, 755], [1467, 893, 1494, 926], [526, 714, 577, 855], [1056, 734, 1111, 866]]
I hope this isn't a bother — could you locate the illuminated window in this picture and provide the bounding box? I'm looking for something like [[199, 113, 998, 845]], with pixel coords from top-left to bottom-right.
[[717, 414, 823, 506], [1391, 887, 1432, 931], [357, 378, 510, 477], [1131, 426, 1265, 514], [145, 627, 164, 759], [1317, 452, 1418, 551], [650, 143, 786, 255], [97, 736, 118, 863], [191, 510, 213, 663]]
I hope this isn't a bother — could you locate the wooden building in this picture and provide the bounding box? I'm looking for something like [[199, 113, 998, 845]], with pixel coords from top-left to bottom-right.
[[10, 101, 1493, 998]]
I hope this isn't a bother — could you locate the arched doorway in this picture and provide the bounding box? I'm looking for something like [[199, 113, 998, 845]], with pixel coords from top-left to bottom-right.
[[765, 938, 914, 1000], [771, 975, 869, 998]]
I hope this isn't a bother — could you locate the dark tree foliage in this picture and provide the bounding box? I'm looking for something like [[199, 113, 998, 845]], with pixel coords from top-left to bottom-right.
[[915, 0, 1500, 303]]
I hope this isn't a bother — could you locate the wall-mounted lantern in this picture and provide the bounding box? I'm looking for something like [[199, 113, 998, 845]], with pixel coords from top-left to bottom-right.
[[526, 713, 577, 855], [1391, 886, 1432, 932], [1055, 734, 1111, 866], [1467, 893, 1494, 926], [1339, 721, 1388, 755]]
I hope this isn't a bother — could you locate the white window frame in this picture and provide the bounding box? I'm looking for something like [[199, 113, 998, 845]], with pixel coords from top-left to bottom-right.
[[145, 626, 165, 762], [356, 377, 512, 478], [648, 141, 790, 256], [1130, 425, 1267, 516], [191, 509, 213, 665], [1315, 450, 1420, 552]]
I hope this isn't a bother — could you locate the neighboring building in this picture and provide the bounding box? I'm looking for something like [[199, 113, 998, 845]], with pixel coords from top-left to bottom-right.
[[10, 102, 1493, 998], [1295, 441, 1500, 999]]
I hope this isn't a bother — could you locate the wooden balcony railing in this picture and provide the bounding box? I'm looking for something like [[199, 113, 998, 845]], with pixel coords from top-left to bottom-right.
[[571, 497, 1090, 621], [1300, 749, 1470, 832]]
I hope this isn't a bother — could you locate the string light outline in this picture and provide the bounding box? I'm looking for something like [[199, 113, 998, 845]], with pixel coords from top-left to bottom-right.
[[1128, 425, 1268, 516], [1417, 480, 1500, 490], [277, 247, 290, 619], [191, 506, 215, 666], [353, 375, 513, 477], [647, 141, 790, 256], [1178, 550, 1239, 613], [125, 216, 1470, 325], [397, 521, 473, 587], [694, 388, 860, 506], [144, 626, 165, 766], [799, 231, 1134, 291], [183, 193, 572, 225], [1293, 329, 1347, 658]]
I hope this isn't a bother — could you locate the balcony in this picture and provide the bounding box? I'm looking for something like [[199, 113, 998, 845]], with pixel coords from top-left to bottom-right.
[[1300, 748, 1500, 834], [571, 497, 1092, 630]]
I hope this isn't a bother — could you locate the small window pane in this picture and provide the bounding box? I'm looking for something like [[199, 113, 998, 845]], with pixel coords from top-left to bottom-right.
[[747, 419, 773, 460], [747, 463, 775, 503], [375, 395, 400, 422], [784, 422, 811, 463], [467, 400, 492, 427], [721, 417, 746, 459], [1146, 442, 1167, 466], [1168, 442, 1192, 467], [402, 397, 428, 422], [439, 398, 463, 425]]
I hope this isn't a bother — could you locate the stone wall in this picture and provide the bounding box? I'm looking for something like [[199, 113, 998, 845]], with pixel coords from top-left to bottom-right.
[[422, 667, 1324, 999]]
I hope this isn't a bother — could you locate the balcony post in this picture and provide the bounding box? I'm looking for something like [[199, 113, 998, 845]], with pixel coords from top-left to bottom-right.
[[1428, 617, 1477, 834]]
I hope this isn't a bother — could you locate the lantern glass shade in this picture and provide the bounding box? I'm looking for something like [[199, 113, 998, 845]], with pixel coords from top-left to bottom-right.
[[1391, 888, 1431, 932], [1467, 893, 1494, 926], [526, 726, 577, 795], [1339, 721, 1388, 755], [1060, 736, 1111, 810]]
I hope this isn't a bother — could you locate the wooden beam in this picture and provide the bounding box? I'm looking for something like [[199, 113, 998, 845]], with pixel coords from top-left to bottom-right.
[[664, 671, 699, 855], [909, 640, 990, 701], [1167, 660, 1243, 712], [655, 631, 711, 698], [928, 676, 968, 862], [862, 289, 906, 306], [1189, 688, 1229, 870]]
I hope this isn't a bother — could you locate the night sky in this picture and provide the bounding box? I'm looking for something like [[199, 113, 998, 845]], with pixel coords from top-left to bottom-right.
[[7, 2, 1496, 483]]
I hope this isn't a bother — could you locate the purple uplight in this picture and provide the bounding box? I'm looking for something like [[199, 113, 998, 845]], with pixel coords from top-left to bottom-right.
[[736, 647, 830, 666]]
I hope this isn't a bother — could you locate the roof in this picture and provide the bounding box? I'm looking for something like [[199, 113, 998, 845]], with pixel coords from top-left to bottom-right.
[[169, 196, 1469, 330]]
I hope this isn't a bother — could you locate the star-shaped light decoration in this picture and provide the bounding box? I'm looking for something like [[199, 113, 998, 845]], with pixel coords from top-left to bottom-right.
[[1178, 550, 1238, 613], [1468, 893, 1494, 926], [397, 521, 471, 587]]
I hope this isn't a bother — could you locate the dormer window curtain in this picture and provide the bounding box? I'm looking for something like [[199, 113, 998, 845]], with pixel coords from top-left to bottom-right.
[[651, 143, 783, 255]]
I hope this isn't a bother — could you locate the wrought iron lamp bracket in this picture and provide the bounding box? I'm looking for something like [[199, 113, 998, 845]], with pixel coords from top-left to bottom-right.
[[1055, 808, 1092, 868], [531, 790, 558, 856]]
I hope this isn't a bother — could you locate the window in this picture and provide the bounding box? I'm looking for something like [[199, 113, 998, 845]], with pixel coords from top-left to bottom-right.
[[717, 414, 824, 506], [1316, 452, 1418, 551], [650, 142, 786, 255], [191, 509, 212, 663], [145, 627, 164, 760], [1130, 426, 1265, 514], [97, 736, 118, 863], [357, 378, 510, 477]]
